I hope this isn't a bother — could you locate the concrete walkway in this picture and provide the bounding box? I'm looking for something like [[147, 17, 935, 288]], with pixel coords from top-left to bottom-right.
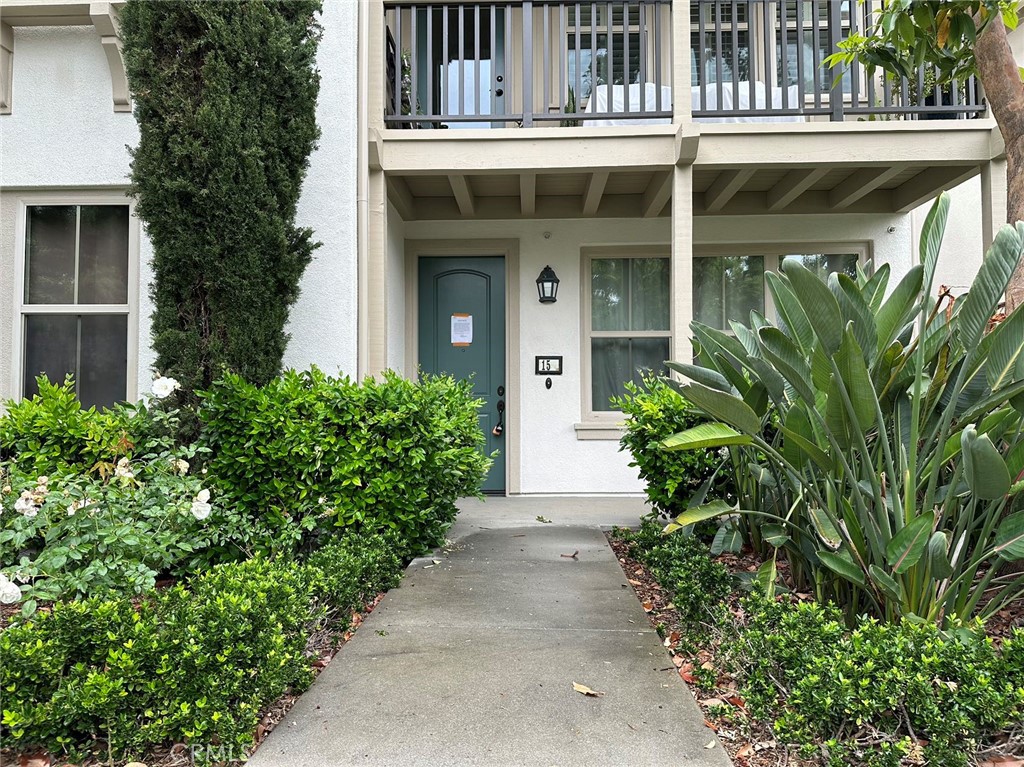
[[249, 497, 731, 767]]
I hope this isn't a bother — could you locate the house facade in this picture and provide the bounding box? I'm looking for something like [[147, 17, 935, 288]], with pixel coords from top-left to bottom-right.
[[1, 0, 1021, 496]]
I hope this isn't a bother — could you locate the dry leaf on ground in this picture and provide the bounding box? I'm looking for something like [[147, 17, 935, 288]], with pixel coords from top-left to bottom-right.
[[572, 682, 606, 698]]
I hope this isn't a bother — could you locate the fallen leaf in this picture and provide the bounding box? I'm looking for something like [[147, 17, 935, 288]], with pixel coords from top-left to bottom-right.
[[628, 578, 643, 586], [536, 515, 553, 523], [736, 744, 754, 759], [560, 550, 580, 560], [702, 697, 726, 708], [642, 600, 654, 612], [432, 559, 441, 565], [572, 682, 605, 698], [20, 756, 51, 767], [725, 694, 746, 708], [704, 740, 717, 749], [125, 763, 148, 767]]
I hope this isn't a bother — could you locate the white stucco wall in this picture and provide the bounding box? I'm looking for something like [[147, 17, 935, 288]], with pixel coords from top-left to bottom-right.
[[909, 178, 986, 296], [283, 0, 359, 377], [403, 211, 913, 494], [386, 202, 407, 375], [1, 5, 360, 399]]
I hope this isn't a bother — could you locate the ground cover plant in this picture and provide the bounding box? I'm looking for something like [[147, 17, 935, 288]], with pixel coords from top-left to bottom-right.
[[612, 520, 1024, 767], [662, 194, 1024, 626]]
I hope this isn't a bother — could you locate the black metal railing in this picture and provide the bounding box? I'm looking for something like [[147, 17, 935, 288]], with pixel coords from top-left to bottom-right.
[[383, 0, 985, 129]]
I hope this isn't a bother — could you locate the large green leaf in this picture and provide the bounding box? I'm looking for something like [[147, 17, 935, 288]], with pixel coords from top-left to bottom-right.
[[993, 512, 1024, 561], [665, 361, 734, 394], [762, 523, 791, 547], [875, 265, 924, 356], [784, 259, 844, 355], [862, 262, 891, 314], [961, 425, 1011, 500], [833, 273, 878, 365], [671, 499, 737, 528], [765, 271, 815, 355], [885, 511, 935, 574], [818, 548, 867, 587], [984, 303, 1024, 391], [927, 531, 953, 579], [662, 422, 753, 451], [757, 327, 816, 404], [959, 224, 1024, 350], [834, 324, 878, 431], [680, 382, 762, 435], [868, 565, 904, 604], [919, 192, 950, 297], [809, 507, 843, 549], [711, 522, 743, 555]]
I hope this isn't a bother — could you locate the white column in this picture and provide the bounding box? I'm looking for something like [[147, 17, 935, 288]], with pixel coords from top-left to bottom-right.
[[981, 157, 1008, 252], [671, 165, 694, 363], [672, 0, 691, 123]]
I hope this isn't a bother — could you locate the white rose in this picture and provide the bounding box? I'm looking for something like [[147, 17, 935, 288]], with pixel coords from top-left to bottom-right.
[[14, 493, 37, 517], [190, 500, 212, 521], [114, 457, 135, 480], [151, 376, 182, 399], [0, 574, 21, 604], [195, 489, 210, 504], [171, 458, 190, 475]]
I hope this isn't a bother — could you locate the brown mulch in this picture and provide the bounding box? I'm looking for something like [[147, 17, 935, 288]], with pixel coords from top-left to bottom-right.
[[608, 531, 1024, 767], [0, 592, 388, 767]]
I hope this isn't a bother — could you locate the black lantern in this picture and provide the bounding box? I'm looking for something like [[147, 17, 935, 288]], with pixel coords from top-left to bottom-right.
[[536, 265, 559, 304]]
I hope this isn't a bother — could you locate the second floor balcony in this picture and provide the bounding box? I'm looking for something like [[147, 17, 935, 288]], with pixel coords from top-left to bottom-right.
[[383, 0, 986, 129]]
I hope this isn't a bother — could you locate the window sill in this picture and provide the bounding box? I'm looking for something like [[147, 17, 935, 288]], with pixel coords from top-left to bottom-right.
[[574, 421, 626, 441]]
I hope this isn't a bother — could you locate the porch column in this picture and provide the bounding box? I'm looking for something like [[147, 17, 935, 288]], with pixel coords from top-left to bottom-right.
[[671, 165, 694, 363], [981, 157, 1008, 252], [671, 0, 691, 123]]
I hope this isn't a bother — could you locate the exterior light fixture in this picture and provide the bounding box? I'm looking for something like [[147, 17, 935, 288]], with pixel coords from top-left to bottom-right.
[[536, 265, 559, 304]]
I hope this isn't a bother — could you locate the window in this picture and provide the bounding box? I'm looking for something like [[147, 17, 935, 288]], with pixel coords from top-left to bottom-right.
[[17, 202, 135, 409], [584, 249, 671, 416], [693, 248, 863, 332]]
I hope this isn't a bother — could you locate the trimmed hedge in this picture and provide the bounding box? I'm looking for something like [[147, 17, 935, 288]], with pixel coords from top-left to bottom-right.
[[0, 533, 402, 763], [197, 368, 489, 560]]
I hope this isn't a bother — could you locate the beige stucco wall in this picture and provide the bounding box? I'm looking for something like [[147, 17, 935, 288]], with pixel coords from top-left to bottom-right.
[[386, 201, 407, 375]]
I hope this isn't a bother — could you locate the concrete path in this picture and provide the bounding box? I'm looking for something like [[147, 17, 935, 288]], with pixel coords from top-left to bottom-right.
[[249, 498, 731, 767]]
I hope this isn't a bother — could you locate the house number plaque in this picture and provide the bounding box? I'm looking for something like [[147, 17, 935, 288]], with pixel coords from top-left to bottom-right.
[[535, 356, 563, 375]]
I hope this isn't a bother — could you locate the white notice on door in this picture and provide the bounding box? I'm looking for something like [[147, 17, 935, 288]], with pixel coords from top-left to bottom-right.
[[451, 313, 473, 346]]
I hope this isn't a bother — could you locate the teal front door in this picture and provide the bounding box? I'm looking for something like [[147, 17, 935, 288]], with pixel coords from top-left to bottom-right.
[[418, 257, 506, 493]]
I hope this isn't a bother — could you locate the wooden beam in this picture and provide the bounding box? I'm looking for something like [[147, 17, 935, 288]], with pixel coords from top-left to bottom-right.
[[828, 165, 905, 209], [892, 166, 980, 212], [642, 170, 673, 218], [448, 174, 475, 217], [767, 167, 829, 210], [581, 171, 609, 216], [386, 176, 416, 221], [705, 168, 755, 212], [520, 172, 536, 216]]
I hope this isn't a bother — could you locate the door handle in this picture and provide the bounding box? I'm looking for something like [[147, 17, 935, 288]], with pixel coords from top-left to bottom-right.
[[492, 399, 505, 437]]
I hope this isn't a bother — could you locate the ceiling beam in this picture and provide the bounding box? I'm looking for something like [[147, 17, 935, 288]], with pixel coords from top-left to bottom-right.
[[520, 172, 536, 216], [892, 165, 980, 212], [448, 174, 476, 217], [581, 171, 610, 216], [828, 165, 906, 209], [705, 168, 755, 212], [386, 176, 416, 221], [642, 170, 673, 218], [767, 166, 829, 211]]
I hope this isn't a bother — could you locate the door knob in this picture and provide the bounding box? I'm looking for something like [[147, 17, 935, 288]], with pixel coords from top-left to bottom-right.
[[492, 399, 505, 437]]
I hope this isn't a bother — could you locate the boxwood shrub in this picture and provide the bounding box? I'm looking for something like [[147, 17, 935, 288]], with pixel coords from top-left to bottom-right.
[[0, 532, 403, 763], [197, 368, 489, 560]]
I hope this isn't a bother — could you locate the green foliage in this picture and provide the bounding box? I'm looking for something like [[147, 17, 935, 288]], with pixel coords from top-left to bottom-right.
[[119, 0, 323, 403], [666, 195, 1024, 625], [0, 377, 154, 476], [737, 596, 1024, 766], [612, 375, 729, 519], [197, 368, 490, 559], [618, 518, 732, 625], [826, 1, 1020, 85], [0, 533, 403, 763]]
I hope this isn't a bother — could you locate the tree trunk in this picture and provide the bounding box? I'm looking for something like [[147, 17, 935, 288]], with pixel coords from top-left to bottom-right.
[[975, 15, 1024, 311]]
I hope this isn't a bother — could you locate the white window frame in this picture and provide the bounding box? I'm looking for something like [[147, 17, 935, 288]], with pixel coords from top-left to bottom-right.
[[693, 241, 871, 333], [11, 191, 140, 404], [580, 245, 673, 426]]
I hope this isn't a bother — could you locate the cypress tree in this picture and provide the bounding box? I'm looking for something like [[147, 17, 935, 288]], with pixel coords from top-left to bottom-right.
[[120, 0, 322, 399]]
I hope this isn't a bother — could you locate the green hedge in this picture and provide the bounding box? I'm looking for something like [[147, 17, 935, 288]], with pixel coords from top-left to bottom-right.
[[612, 375, 727, 519], [197, 368, 490, 559], [0, 533, 402, 763]]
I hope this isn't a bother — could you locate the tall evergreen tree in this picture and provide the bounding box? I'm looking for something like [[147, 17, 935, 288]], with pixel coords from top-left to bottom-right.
[[120, 0, 322, 399]]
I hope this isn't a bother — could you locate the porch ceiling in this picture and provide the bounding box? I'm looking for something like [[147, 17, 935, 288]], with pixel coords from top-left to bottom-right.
[[381, 121, 1002, 221]]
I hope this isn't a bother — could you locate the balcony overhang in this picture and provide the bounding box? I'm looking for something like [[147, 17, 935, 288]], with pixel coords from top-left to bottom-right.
[[379, 120, 1003, 221]]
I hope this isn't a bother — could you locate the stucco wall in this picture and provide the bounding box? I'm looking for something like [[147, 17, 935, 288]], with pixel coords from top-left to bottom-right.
[[1, 7, 359, 397], [386, 202, 407, 375], [404, 211, 912, 494]]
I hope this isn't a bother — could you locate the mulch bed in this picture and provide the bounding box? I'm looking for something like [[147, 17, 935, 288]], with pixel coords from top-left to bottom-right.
[[0, 592, 388, 767], [607, 532, 1024, 767]]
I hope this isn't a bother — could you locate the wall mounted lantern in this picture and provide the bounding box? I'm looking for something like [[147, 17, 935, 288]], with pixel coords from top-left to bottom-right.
[[536, 265, 559, 304]]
